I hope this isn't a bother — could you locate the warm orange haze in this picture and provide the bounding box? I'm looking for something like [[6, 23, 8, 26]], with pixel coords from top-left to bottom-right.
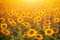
[[0, 0, 60, 40]]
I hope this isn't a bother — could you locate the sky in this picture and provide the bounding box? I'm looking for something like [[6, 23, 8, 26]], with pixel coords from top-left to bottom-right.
[[0, 0, 60, 10]]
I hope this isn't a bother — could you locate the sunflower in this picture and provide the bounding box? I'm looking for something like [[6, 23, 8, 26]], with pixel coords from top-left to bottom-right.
[[16, 13, 21, 17], [22, 34, 29, 38], [55, 12, 60, 17], [44, 29, 54, 36], [27, 29, 37, 37], [27, 13, 33, 19], [0, 17, 5, 23], [34, 16, 41, 23], [17, 17, 24, 23], [22, 22, 30, 27], [10, 10, 17, 15], [38, 10, 46, 17], [43, 26, 50, 31], [52, 28, 59, 34], [54, 17, 60, 23], [6, 13, 13, 17], [20, 12, 27, 18], [44, 20, 51, 25], [10, 21, 17, 26], [8, 18, 17, 26], [1, 23, 7, 29], [8, 18, 14, 22], [54, 7, 59, 11], [35, 34, 43, 40], [31, 9, 37, 14], [1, 30, 10, 36]]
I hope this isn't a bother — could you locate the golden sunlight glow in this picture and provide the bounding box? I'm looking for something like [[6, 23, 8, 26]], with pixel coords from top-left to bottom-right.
[[22, 0, 38, 5], [0, 0, 60, 10], [23, 0, 37, 2]]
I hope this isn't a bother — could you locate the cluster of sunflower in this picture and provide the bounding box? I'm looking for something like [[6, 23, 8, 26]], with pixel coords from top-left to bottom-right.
[[0, 23, 10, 36], [0, 6, 60, 40]]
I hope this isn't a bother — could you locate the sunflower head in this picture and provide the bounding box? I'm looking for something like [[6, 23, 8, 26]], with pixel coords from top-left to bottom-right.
[[17, 17, 24, 23], [8, 18, 14, 22], [54, 17, 60, 23], [55, 12, 60, 17], [43, 26, 50, 31], [44, 29, 54, 36], [34, 16, 41, 23], [0, 17, 5, 23], [27, 13, 33, 19], [22, 34, 29, 38], [27, 29, 37, 37], [20, 12, 27, 18], [35, 34, 43, 40], [22, 22, 30, 27], [38, 10, 45, 17], [10, 21, 17, 26], [31, 9, 37, 15], [54, 7, 59, 11], [52, 28, 59, 34], [44, 20, 51, 25], [1, 30, 10, 36], [1, 23, 7, 30], [6, 13, 13, 17], [8, 18, 17, 26]]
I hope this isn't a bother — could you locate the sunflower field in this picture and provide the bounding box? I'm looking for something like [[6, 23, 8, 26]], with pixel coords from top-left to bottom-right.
[[0, 0, 60, 40]]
